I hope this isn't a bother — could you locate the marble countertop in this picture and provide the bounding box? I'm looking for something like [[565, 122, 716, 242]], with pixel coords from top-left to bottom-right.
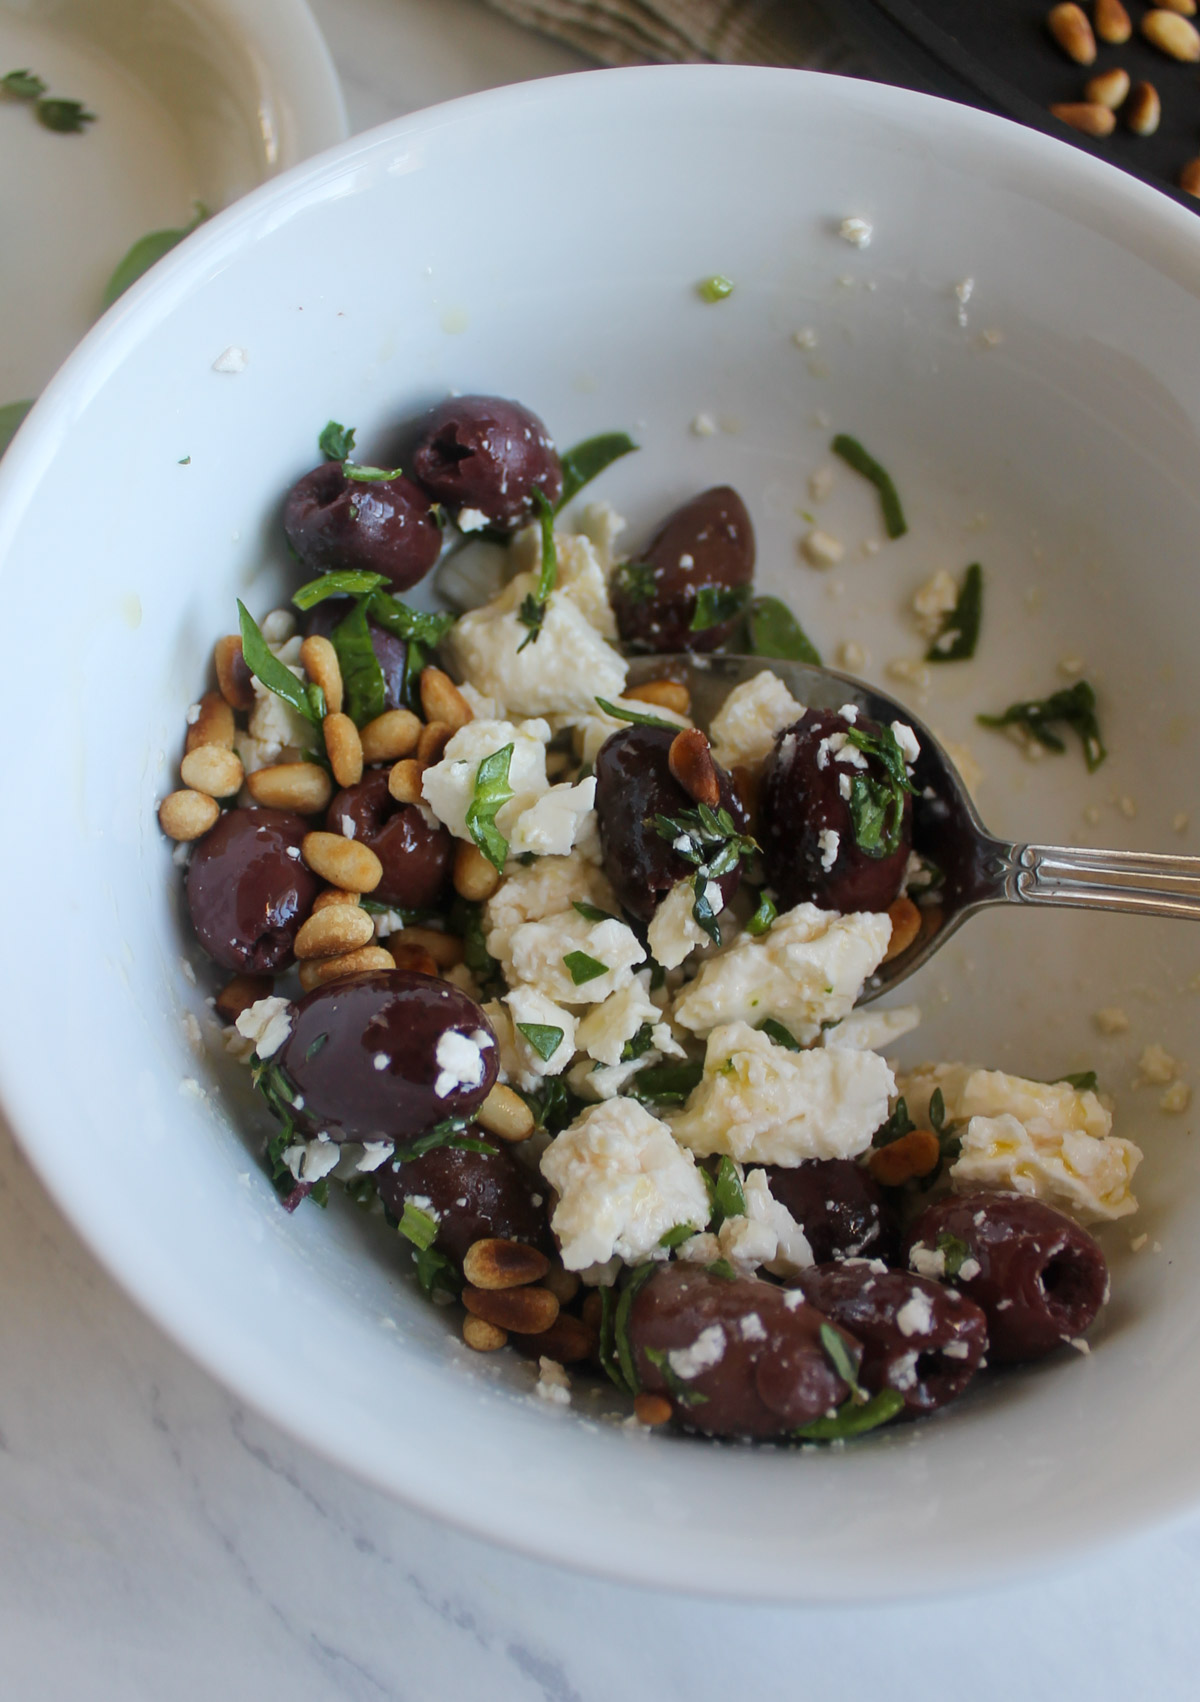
[[8, 3, 1200, 1696]]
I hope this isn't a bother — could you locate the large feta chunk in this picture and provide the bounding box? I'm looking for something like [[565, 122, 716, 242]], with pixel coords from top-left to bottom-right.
[[672, 903, 892, 1042], [508, 777, 597, 858], [648, 878, 710, 971], [577, 500, 626, 573], [510, 522, 617, 638], [447, 575, 626, 719], [709, 671, 804, 774], [421, 717, 550, 843], [951, 1113, 1140, 1224], [484, 851, 619, 962], [574, 974, 661, 1067], [668, 1021, 893, 1166], [540, 1098, 709, 1269], [506, 911, 645, 1004], [899, 1063, 1113, 1143]]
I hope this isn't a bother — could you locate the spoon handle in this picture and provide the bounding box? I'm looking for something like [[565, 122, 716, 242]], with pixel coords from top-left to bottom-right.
[[1006, 843, 1200, 920]]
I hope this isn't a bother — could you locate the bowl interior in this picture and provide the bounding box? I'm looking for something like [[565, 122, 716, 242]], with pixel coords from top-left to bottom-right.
[[2, 65, 1200, 1601]]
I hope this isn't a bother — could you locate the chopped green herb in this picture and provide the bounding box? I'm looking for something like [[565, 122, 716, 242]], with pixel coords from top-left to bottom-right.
[[659, 1224, 697, 1250], [37, 97, 95, 133], [745, 595, 822, 665], [465, 744, 515, 871], [796, 1388, 905, 1441], [563, 949, 608, 986], [344, 1174, 379, 1210], [556, 430, 639, 508], [831, 433, 907, 539], [758, 1018, 801, 1052], [818, 1321, 867, 1402], [613, 1263, 658, 1394], [621, 1023, 656, 1063], [306, 682, 327, 722], [398, 1200, 439, 1251], [237, 600, 320, 726], [367, 590, 455, 652], [654, 802, 758, 945], [293, 570, 387, 609], [698, 274, 734, 302], [102, 205, 208, 308], [572, 900, 618, 924], [709, 1155, 745, 1229], [2, 69, 46, 99], [935, 1232, 972, 1281], [516, 1075, 582, 1135], [1056, 1070, 1099, 1093], [690, 583, 751, 633], [331, 597, 387, 727], [613, 562, 656, 605], [517, 487, 557, 650], [0, 399, 33, 458], [597, 1286, 624, 1392], [412, 1244, 461, 1299], [977, 680, 1106, 771], [928, 1088, 947, 1133], [842, 723, 917, 860], [644, 1345, 709, 1407], [516, 1022, 565, 1062], [745, 892, 777, 936], [594, 695, 679, 731], [872, 1097, 915, 1149], [926, 563, 983, 663], [447, 896, 502, 997], [629, 1060, 704, 1106], [705, 1258, 738, 1281], [391, 1122, 497, 1164], [343, 462, 403, 482], [305, 1033, 329, 1062], [318, 420, 356, 461], [178, 455, 191, 465]]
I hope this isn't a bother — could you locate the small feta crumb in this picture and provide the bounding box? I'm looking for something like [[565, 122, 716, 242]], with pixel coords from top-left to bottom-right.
[[172, 840, 192, 868], [235, 995, 293, 1060], [792, 327, 819, 349], [1137, 1043, 1178, 1085], [691, 413, 717, 437], [891, 721, 921, 767], [817, 828, 839, 871], [911, 569, 958, 639], [1160, 1079, 1191, 1114], [212, 345, 247, 374], [180, 957, 196, 985], [838, 640, 867, 671], [943, 1340, 970, 1360], [739, 1313, 767, 1342], [1067, 1337, 1091, 1355], [1058, 654, 1085, 678], [980, 328, 1004, 348], [954, 277, 975, 328], [886, 657, 932, 693], [1094, 1006, 1130, 1035], [808, 465, 835, 503], [1118, 795, 1137, 820], [1130, 1232, 1149, 1252], [535, 1357, 571, 1406], [433, 1028, 486, 1099], [667, 1323, 726, 1380], [185, 702, 202, 725], [959, 1257, 981, 1282], [782, 1289, 805, 1310], [457, 507, 489, 533], [896, 1291, 934, 1338], [373, 1053, 390, 1072], [357, 1141, 392, 1172], [909, 1244, 945, 1279], [801, 528, 845, 569], [838, 217, 873, 248]]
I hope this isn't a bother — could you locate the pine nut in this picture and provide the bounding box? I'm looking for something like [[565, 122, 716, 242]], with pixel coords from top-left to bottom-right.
[[463, 1238, 551, 1290], [185, 691, 235, 753], [312, 887, 361, 913], [510, 1313, 596, 1363], [1142, 8, 1200, 58], [462, 1284, 560, 1334], [463, 1316, 508, 1352], [626, 679, 691, 717], [299, 635, 344, 715], [883, 896, 922, 961], [868, 1128, 941, 1187], [180, 744, 244, 798], [1084, 66, 1130, 107], [246, 762, 332, 814], [215, 973, 274, 1023], [1180, 157, 1200, 196], [297, 944, 395, 991], [301, 831, 383, 892], [1126, 80, 1161, 133], [541, 1265, 582, 1306], [453, 839, 502, 902], [633, 1393, 674, 1427], [475, 1082, 535, 1143], [388, 758, 426, 804], [388, 942, 440, 976], [159, 789, 220, 840], [360, 709, 422, 763], [214, 635, 255, 711], [1047, 2, 1096, 61], [1159, 0, 1197, 15], [668, 728, 720, 808], [395, 926, 463, 967], [323, 712, 363, 788], [417, 719, 453, 764], [1094, 0, 1132, 41], [1050, 100, 1116, 135], [419, 666, 473, 731], [294, 904, 376, 959]]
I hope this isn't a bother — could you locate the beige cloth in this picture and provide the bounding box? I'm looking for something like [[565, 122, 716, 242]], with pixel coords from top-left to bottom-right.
[[481, 0, 863, 71]]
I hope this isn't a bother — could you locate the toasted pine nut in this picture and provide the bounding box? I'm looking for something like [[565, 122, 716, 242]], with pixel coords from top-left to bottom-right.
[[1046, 2, 1096, 61], [626, 678, 691, 716], [475, 1082, 535, 1143], [159, 789, 220, 840], [633, 1393, 674, 1427], [731, 763, 759, 822], [453, 839, 502, 902], [541, 1265, 582, 1307], [509, 1313, 596, 1363], [1159, 0, 1197, 15], [301, 830, 383, 892], [1181, 157, 1200, 196], [668, 728, 720, 808], [388, 942, 440, 976], [299, 635, 344, 716], [463, 1316, 508, 1352], [417, 719, 454, 764], [297, 944, 395, 991], [185, 691, 235, 753], [312, 886, 361, 913], [388, 758, 426, 804], [180, 744, 244, 799], [462, 1284, 559, 1334], [868, 1128, 941, 1187], [396, 926, 463, 967], [323, 712, 363, 788], [419, 666, 473, 731], [215, 973, 274, 1023], [884, 896, 922, 961], [246, 762, 332, 814], [294, 904, 376, 960], [1094, 0, 1132, 41], [1050, 100, 1116, 135], [214, 635, 256, 711], [1084, 66, 1130, 107], [360, 708, 422, 764], [463, 1238, 551, 1291], [1142, 7, 1200, 58], [1126, 79, 1161, 133]]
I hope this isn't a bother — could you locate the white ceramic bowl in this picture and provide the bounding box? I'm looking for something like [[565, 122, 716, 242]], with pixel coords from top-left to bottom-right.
[[2, 66, 1200, 1602]]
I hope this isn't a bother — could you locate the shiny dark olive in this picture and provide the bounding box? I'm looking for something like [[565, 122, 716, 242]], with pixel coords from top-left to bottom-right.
[[326, 771, 452, 909], [377, 1140, 549, 1266], [593, 724, 747, 923], [611, 486, 755, 653], [799, 1264, 988, 1417], [904, 1191, 1109, 1366], [628, 1264, 856, 1438], [283, 460, 442, 591], [761, 1160, 897, 1265], [186, 807, 319, 973], [410, 395, 562, 531], [304, 602, 409, 711], [759, 709, 913, 913], [276, 970, 499, 1143]]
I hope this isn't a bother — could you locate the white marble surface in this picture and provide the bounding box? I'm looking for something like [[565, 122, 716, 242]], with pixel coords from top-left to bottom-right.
[[9, 2, 1200, 1695]]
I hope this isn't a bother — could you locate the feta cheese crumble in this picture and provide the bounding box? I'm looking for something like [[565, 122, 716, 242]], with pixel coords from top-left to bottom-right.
[[708, 670, 804, 775], [667, 1323, 727, 1381], [838, 217, 873, 248], [235, 996, 293, 1060], [433, 1029, 487, 1099]]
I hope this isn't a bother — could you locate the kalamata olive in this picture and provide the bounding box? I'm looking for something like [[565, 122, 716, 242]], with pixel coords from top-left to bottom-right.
[[759, 709, 913, 913], [377, 1140, 549, 1265], [611, 486, 754, 653], [410, 395, 562, 531], [799, 1263, 988, 1417], [186, 807, 319, 973], [283, 460, 442, 592], [593, 724, 748, 922], [326, 771, 452, 909], [304, 602, 410, 711], [276, 970, 498, 1142], [627, 1264, 855, 1438], [761, 1160, 897, 1265], [904, 1192, 1109, 1365]]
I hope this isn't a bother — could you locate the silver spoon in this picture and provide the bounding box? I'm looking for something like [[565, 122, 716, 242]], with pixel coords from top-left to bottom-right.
[[626, 652, 1200, 1001]]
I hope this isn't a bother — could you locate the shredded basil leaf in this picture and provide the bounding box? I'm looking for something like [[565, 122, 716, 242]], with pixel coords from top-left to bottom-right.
[[709, 1155, 746, 1230], [757, 1018, 801, 1052], [613, 562, 657, 606], [926, 563, 983, 663], [929, 1089, 947, 1133], [873, 1098, 916, 1149], [841, 723, 917, 860], [745, 595, 822, 665], [705, 1258, 738, 1281], [305, 1033, 328, 1062], [37, 96, 95, 132], [391, 1122, 497, 1164], [319, 420, 356, 461], [465, 744, 515, 872], [1056, 1069, 1099, 1092], [517, 487, 557, 650], [2, 69, 46, 99], [654, 803, 758, 945], [831, 433, 907, 539], [697, 274, 734, 302], [594, 695, 679, 731], [367, 590, 455, 651], [343, 462, 403, 482], [236, 600, 320, 726], [102, 205, 207, 308], [977, 679, 1106, 771], [293, 570, 388, 609], [557, 431, 639, 508], [690, 583, 751, 633], [819, 1321, 867, 1403], [331, 598, 387, 727], [563, 949, 608, 986], [621, 1023, 656, 1063], [412, 1244, 461, 1298], [398, 1200, 439, 1251], [745, 892, 777, 936], [629, 1061, 704, 1106], [572, 900, 618, 923], [516, 1022, 565, 1062], [644, 1345, 709, 1407], [796, 1388, 905, 1441], [516, 1076, 582, 1135], [0, 399, 32, 458], [613, 1263, 658, 1394], [448, 896, 503, 997], [597, 1285, 625, 1391], [935, 1232, 972, 1281], [658, 1224, 697, 1249]]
